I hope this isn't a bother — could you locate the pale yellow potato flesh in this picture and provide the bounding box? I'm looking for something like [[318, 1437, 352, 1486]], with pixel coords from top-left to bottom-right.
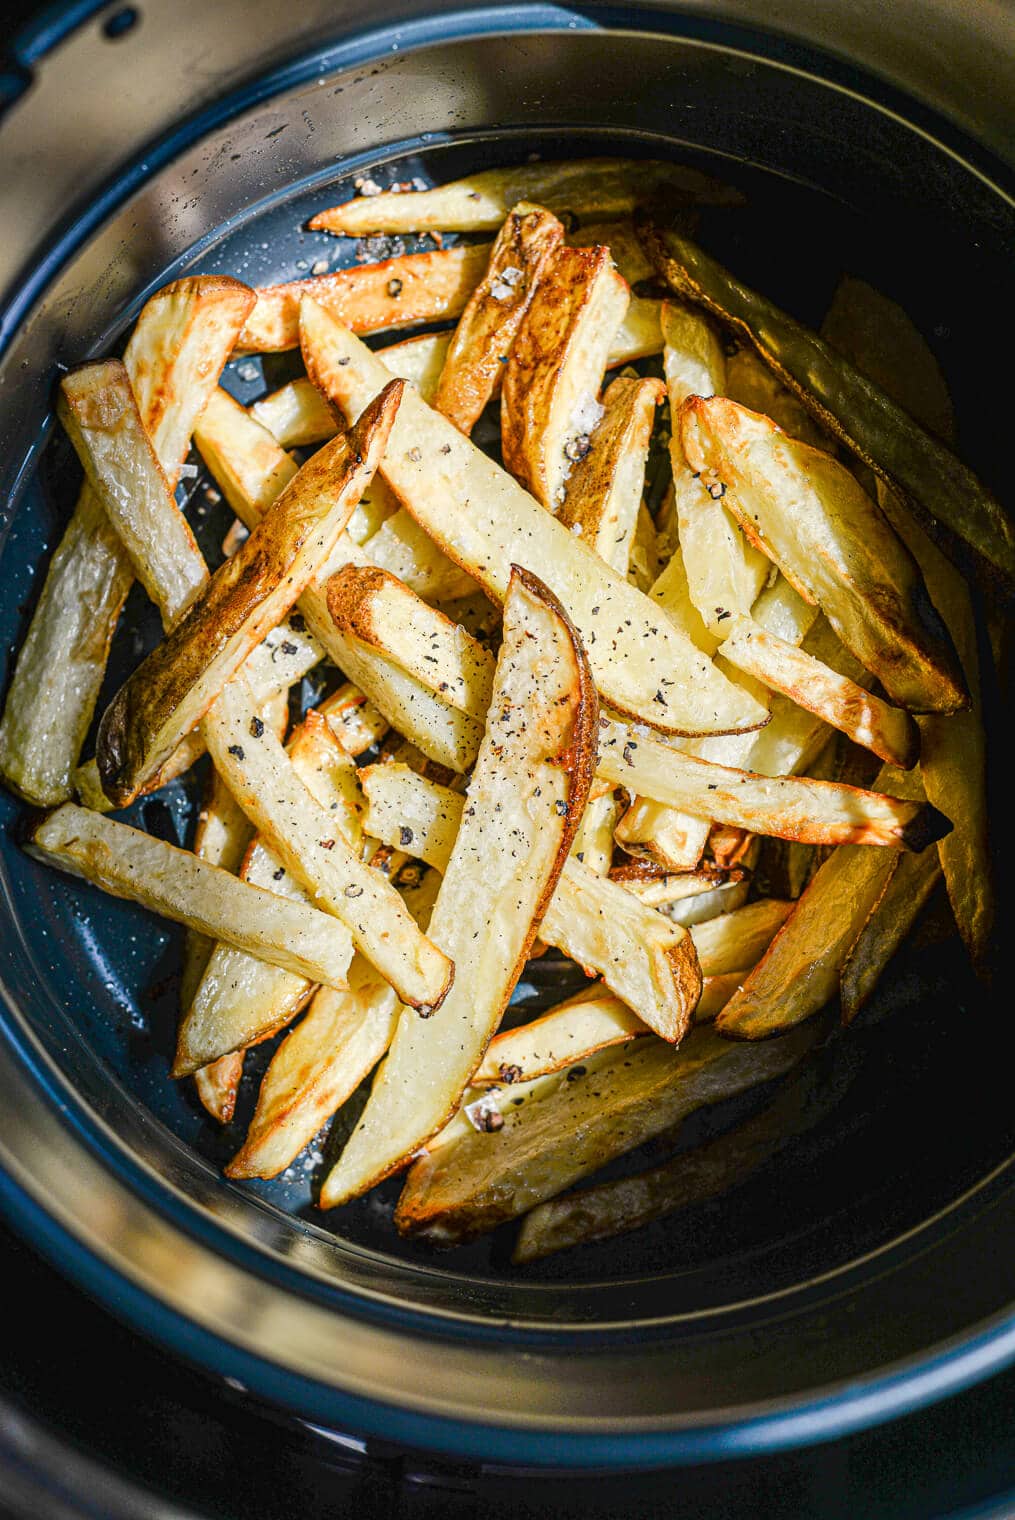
[[435, 203, 565, 436], [308, 158, 738, 236], [724, 345, 829, 449], [557, 376, 665, 572], [322, 682, 389, 756], [96, 383, 402, 807], [300, 301, 768, 737], [680, 396, 967, 714], [718, 616, 920, 769], [203, 675, 451, 1012], [501, 244, 630, 510], [569, 787, 620, 876], [597, 717, 944, 850], [318, 568, 598, 1207], [0, 277, 252, 807], [175, 701, 367, 1076], [28, 805, 353, 990], [359, 762, 701, 1043], [57, 360, 207, 627], [239, 243, 493, 351], [472, 989, 648, 1085], [251, 379, 339, 447], [395, 1019, 820, 1244], [226, 960, 400, 1180], [688, 898, 795, 976]]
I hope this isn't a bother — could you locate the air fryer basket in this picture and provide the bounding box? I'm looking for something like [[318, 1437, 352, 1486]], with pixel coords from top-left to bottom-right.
[[1, 5, 1013, 1467]]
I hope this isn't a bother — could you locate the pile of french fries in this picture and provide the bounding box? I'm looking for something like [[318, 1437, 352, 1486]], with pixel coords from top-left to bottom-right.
[[2, 156, 998, 1261]]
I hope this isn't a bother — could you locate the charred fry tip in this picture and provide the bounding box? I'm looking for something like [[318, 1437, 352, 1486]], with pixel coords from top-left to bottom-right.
[[902, 802, 953, 853]]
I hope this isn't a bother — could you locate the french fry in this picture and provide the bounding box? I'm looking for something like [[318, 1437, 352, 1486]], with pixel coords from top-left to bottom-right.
[[715, 844, 902, 1039], [395, 1018, 821, 1245], [301, 301, 768, 737], [203, 675, 452, 1012], [557, 376, 665, 571], [318, 568, 598, 1206], [28, 805, 354, 989], [435, 203, 565, 435], [180, 765, 256, 1014], [639, 220, 1015, 584], [472, 988, 647, 1085], [175, 699, 368, 1076], [662, 302, 770, 631], [96, 382, 404, 807], [571, 218, 655, 285], [323, 681, 389, 756], [57, 361, 207, 627], [817, 277, 992, 969], [570, 786, 620, 875], [513, 1054, 825, 1261], [308, 158, 738, 237], [718, 616, 920, 768], [597, 717, 946, 850], [193, 1053, 245, 1127], [359, 762, 701, 1043], [724, 344, 828, 448], [0, 277, 252, 807], [226, 960, 400, 1179], [502, 245, 630, 510], [680, 396, 967, 714], [238, 242, 492, 351], [840, 845, 942, 1023], [327, 565, 496, 718]]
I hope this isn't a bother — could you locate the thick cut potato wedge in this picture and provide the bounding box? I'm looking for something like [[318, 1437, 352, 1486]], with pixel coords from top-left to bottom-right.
[[680, 396, 967, 713], [180, 764, 256, 1014], [238, 242, 493, 351], [513, 1054, 825, 1261], [193, 1053, 245, 1126], [203, 674, 451, 1013], [502, 245, 630, 510], [662, 302, 769, 630], [327, 565, 496, 718], [97, 382, 403, 807], [318, 568, 598, 1206], [57, 361, 207, 626], [557, 376, 666, 571], [308, 158, 738, 236], [176, 701, 368, 1076], [226, 961, 400, 1179], [688, 898, 794, 976], [473, 989, 647, 1085], [571, 219, 655, 285], [716, 845, 901, 1039], [718, 617, 919, 769], [435, 203, 565, 435], [639, 221, 1015, 584], [359, 762, 702, 1043], [725, 344, 828, 448], [28, 805, 353, 989], [394, 1019, 821, 1245], [570, 786, 620, 876], [301, 301, 767, 737], [597, 717, 945, 850], [323, 681, 389, 756], [0, 277, 252, 807]]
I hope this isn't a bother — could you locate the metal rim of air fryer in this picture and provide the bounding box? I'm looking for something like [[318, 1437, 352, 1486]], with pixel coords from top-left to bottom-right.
[[1, 2, 1014, 1470]]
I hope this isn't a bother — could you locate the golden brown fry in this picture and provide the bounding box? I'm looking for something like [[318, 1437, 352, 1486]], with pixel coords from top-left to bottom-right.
[[395, 1019, 820, 1245], [308, 158, 738, 236], [318, 568, 598, 1206], [557, 376, 665, 572], [840, 845, 942, 1023], [715, 845, 901, 1039], [434, 203, 564, 434], [688, 898, 794, 976], [300, 301, 768, 738], [639, 221, 1015, 584], [323, 681, 389, 756], [679, 396, 967, 714], [472, 988, 647, 1086], [193, 1053, 245, 1127], [718, 616, 920, 769], [226, 960, 400, 1179], [597, 716, 945, 850], [724, 344, 828, 448], [251, 379, 339, 448], [502, 244, 630, 510], [238, 243, 492, 351]]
